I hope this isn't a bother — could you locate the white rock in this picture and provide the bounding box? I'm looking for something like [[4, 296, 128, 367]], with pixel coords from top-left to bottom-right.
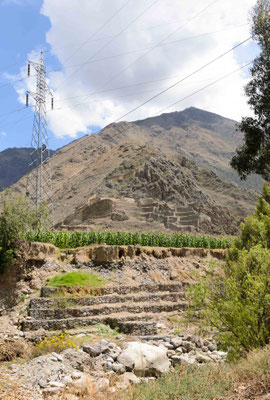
[[178, 354, 196, 365], [62, 375, 73, 384], [117, 342, 170, 375], [72, 371, 82, 380], [49, 381, 65, 388], [175, 347, 183, 354], [51, 352, 63, 362], [156, 323, 167, 329], [112, 363, 126, 374], [121, 372, 141, 385]]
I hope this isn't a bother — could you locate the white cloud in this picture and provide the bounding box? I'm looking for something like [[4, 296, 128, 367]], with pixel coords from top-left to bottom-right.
[[13, 0, 259, 138], [0, 131, 7, 136]]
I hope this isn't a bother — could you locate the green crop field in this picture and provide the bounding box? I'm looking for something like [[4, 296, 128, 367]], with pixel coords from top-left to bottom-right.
[[25, 230, 233, 250]]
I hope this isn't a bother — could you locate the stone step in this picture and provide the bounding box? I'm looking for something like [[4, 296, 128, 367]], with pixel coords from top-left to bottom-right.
[[29, 300, 187, 320], [179, 219, 199, 226], [175, 211, 197, 217], [40, 282, 185, 298], [22, 310, 181, 333], [180, 216, 200, 222], [176, 207, 194, 213], [30, 291, 186, 310]]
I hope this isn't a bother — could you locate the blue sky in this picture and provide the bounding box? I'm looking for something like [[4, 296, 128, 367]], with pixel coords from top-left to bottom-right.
[[0, 0, 260, 152], [0, 0, 87, 151]]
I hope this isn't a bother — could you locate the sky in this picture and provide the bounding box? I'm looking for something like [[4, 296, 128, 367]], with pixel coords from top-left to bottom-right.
[[0, 0, 260, 151]]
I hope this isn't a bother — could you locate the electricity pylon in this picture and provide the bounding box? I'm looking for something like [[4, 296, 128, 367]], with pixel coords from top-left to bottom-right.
[[26, 52, 54, 227]]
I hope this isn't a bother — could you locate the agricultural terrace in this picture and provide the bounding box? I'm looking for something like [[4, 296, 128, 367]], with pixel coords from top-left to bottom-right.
[[25, 230, 233, 250]]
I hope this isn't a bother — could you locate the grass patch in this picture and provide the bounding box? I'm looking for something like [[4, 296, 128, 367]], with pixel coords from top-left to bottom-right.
[[46, 272, 106, 289], [126, 364, 232, 400], [94, 323, 119, 337]]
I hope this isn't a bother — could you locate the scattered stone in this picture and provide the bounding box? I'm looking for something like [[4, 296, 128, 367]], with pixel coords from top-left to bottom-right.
[[112, 363, 126, 374], [121, 372, 141, 385], [49, 381, 65, 388], [71, 371, 82, 380], [170, 355, 183, 365], [171, 337, 182, 349], [195, 353, 212, 363], [38, 378, 47, 388], [178, 354, 196, 365], [51, 352, 63, 362], [83, 344, 102, 357], [156, 323, 166, 329]]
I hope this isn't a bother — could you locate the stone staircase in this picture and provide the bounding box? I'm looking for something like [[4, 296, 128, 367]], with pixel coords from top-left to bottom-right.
[[22, 283, 187, 336]]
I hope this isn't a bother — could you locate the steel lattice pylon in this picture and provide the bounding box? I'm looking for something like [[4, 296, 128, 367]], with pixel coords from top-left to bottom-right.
[[26, 52, 54, 227]]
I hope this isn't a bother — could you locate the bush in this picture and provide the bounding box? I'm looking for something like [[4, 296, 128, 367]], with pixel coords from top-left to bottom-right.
[[0, 190, 48, 273], [187, 183, 270, 360], [34, 332, 78, 356]]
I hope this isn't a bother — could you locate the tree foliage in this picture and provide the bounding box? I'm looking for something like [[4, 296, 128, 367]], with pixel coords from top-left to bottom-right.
[[188, 183, 270, 360], [0, 190, 48, 273], [231, 0, 270, 180]]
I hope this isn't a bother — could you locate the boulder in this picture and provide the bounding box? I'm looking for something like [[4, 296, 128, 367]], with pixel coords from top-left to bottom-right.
[[62, 349, 92, 372], [117, 342, 170, 376]]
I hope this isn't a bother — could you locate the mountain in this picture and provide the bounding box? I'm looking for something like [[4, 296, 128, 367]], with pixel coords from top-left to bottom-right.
[[0, 147, 55, 191], [133, 107, 261, 191], [13, 107, 259, 235]]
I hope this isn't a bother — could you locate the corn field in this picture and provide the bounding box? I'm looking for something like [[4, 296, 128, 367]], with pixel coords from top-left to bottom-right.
[[25, 230, 232, 250]]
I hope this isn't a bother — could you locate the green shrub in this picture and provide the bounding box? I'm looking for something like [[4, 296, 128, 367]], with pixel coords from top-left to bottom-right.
[[187, 183, 270, 360], [0, 190, 48, 273]]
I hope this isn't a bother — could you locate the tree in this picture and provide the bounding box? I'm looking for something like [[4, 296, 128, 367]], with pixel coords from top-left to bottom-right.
[[231, 0, 270, 180], [187, 183, 270, 360], [0, 190, 48, 273]]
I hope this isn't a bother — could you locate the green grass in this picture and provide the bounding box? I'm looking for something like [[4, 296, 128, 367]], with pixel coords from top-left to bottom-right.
[[25, 230, 233, 250], [125, 364, 232, 400], [46, 272, 106, 288]]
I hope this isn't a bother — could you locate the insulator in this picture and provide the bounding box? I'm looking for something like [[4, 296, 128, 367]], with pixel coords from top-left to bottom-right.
[[27, 63, 30, 77], [51, 97, 54, 110], [26, 93, 29, 107]]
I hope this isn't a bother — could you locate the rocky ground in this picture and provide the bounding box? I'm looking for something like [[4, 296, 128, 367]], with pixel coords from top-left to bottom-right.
[[0, 332, 226, 400]]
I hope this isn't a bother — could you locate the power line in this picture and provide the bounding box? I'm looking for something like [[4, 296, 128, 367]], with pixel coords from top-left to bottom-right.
[[51, 62, 252, 155], [0, 105, 28, 123], [46, 23, 248, 74], [113, 36, 252, 122], [154, 61, 252, 116], [48, 77, 228, 112], [94, 0, 220, 93], [47, 85, 177, 112], [0, 74, 37, 90], [62, 0, 132, 65], [55, 0, 160, 90], [52, 0, 220, 109], [53, 74, 225, 106]]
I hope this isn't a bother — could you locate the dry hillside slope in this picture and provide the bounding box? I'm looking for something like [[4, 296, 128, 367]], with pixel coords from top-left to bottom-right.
[[13, 108, 259, 235]]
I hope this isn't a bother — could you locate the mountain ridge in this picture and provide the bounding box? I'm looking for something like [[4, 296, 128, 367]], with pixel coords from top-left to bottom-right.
[[12, 107, 259, 234]]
